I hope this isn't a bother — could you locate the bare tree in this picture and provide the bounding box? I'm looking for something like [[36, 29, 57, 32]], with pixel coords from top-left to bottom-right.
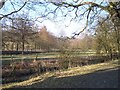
[[1, 1, 119, 30], [1, 0, 120, 54], [95, 18, 119, 59], [1, 13, 37, 52], [38, 26, 58, 51]]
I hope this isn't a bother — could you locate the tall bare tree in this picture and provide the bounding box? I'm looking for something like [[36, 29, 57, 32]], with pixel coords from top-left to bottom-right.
[[95, 18, 119, 58]]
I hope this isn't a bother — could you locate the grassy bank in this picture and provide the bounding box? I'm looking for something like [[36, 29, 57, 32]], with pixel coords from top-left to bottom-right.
[[1, 59, 119, 89]]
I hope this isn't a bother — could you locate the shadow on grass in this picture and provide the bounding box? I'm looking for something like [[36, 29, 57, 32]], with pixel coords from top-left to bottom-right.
[[14, 68, 119, 88]]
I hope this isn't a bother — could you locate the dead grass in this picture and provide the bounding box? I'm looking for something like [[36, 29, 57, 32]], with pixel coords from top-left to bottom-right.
[[1, 59, 119, 89], [55, 59, 119, 78]]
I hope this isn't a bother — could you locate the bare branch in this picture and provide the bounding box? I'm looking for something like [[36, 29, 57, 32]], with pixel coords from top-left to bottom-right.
[[0, 0, 5, 9], [52, 1, 108, 11], [0, 2, 27, 20]]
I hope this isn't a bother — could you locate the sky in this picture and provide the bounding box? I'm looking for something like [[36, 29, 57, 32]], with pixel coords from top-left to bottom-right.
[[36, 18, 87, 37], [0, 0, 108, 38]]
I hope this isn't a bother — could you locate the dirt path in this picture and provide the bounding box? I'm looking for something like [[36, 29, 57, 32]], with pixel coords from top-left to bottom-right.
[[15, 68, 119, 88]]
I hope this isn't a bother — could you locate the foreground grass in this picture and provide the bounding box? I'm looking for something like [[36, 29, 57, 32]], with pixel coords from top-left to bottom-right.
[[2, 59, 119, 89]]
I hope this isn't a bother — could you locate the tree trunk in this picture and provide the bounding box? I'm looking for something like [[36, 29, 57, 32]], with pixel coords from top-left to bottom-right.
[[11, 42, 14, 51], [22, 35, 24, 55], [35, 43, 36, 51], [109, 48, 113, 60], [112, 17, 120, 56], [16, 43, 19, 51], [22, 41, 24, 55]]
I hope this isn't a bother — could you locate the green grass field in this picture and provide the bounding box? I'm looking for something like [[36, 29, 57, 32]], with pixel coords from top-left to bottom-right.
[[1, 51, 96, 65], [1, 52, 59, 65]]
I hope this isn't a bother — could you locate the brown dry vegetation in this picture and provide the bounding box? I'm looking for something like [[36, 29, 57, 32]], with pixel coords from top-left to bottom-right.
[[1, 59, 119, 89]]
